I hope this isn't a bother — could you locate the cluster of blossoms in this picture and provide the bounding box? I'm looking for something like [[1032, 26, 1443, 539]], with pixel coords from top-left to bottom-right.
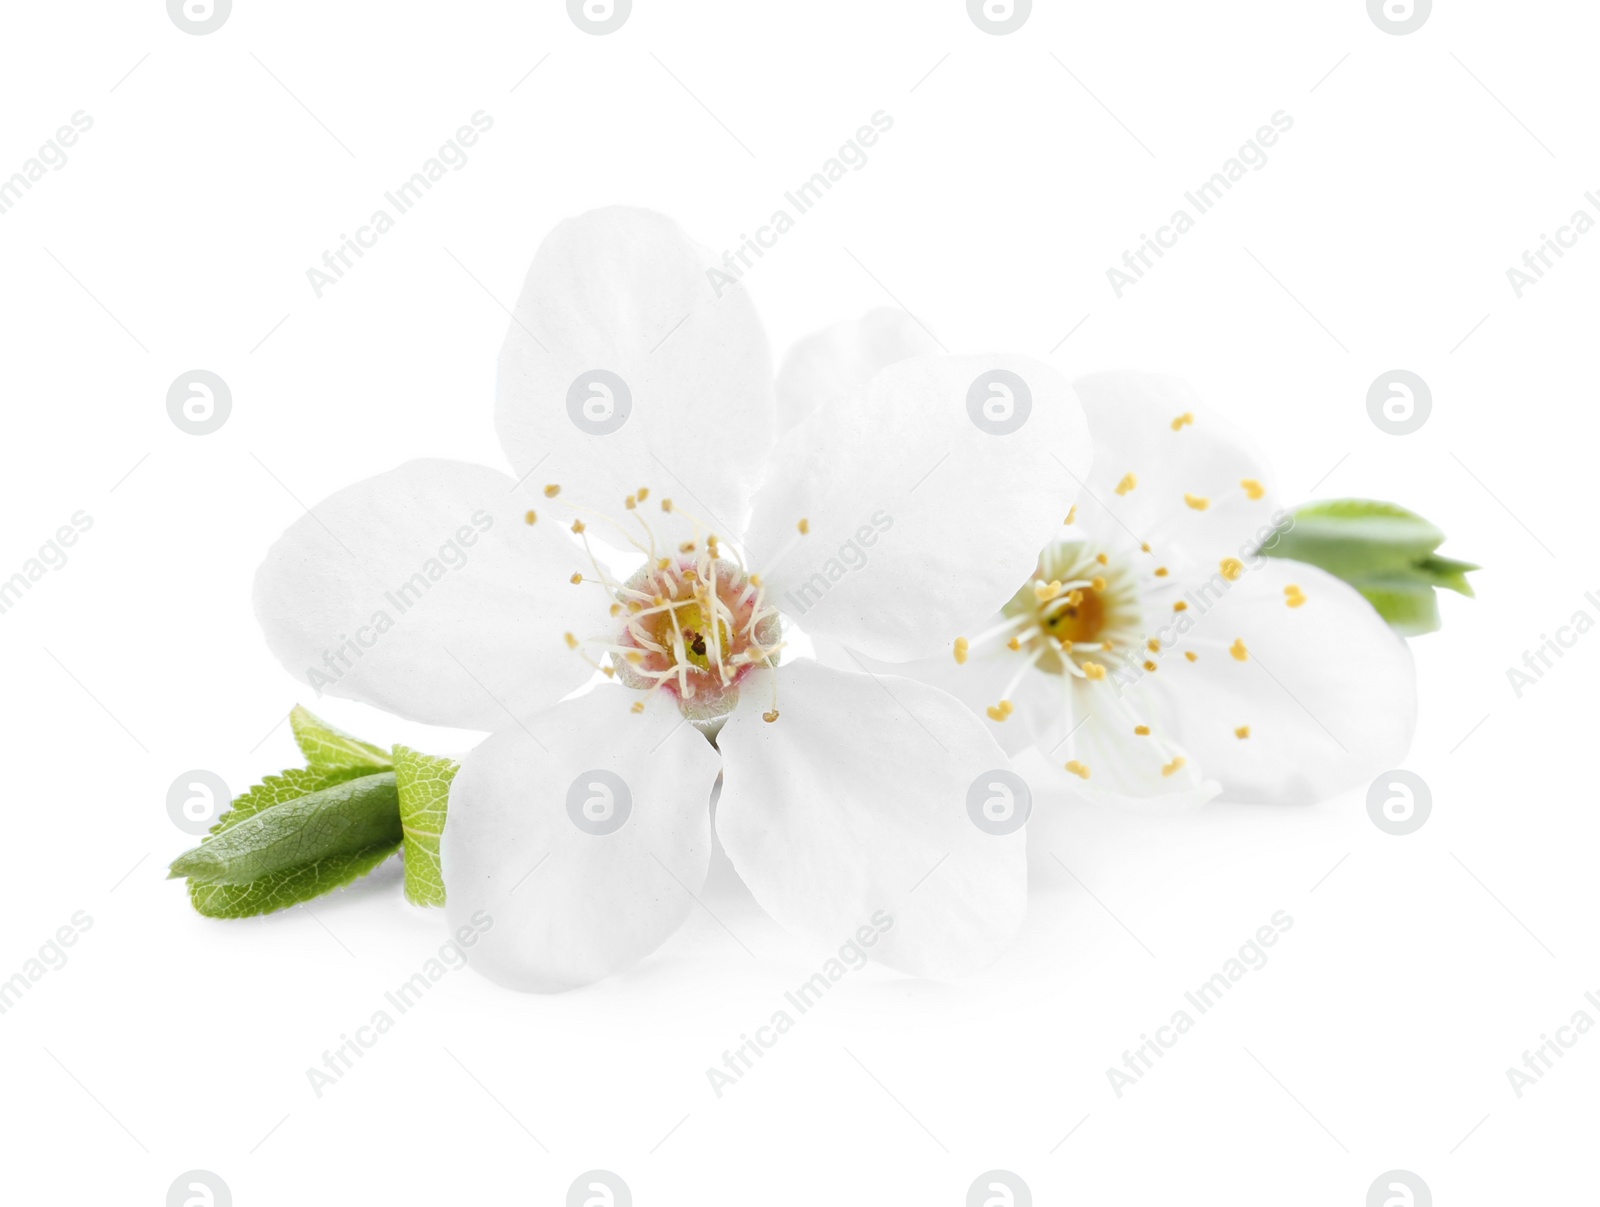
[[253, 207, 1416, 992]]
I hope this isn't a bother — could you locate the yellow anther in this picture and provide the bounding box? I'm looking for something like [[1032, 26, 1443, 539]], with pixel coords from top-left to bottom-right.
[[609, 603, 622, 616], [1058, 639, 1074, 652], [986, 700, 1015, 722], [1161, 757, 1186, 777], [523, 509, 537, 525], [569, 572, 583, 585], [1171, 412, 1194, 431], [1007, 636, 1022, 651], [637, 486, 650, 501], [1284, 584, 1307, 608], [1184, 493, 1210, 511], [1235, 726, 1251, 739], [1065, 760, 1091, 779], [1083, 662, 1107, 680], [1096, 552, 1110, 565], [563, 632, 579, 649], [1115, 473, 1138, 496], [954, 636, 970, 665], [1034, 579, 1063, 602], [625, 495, 637, 510], [624, 651, 644, 665], [1220, 557, 1243, 581], [1241, 478, 1265, 500], [1147, 639, 1161, 652], [762, 709, 780, 723], [1091, 575, 1107, 591], [1184, 650, 1198, 662], [1154, 566, 1169, 577], [661, 498, 674, 512], [544, 484, 561, 498], [797, 518, 810, 535], [750, 573, 763, 587], [1143, 660, 1158, 672], [1173, 600, 1188, 612], [630, 701, 645, 714], [679, 541, 696, 553], [1141, 542, 1152, 553], [1134, 725, 1151, 736], [1101, 640, 1114, 651], [1230, 638, 1249, 661], [602, 665, 616, 678], [571, 519, 586, 534]]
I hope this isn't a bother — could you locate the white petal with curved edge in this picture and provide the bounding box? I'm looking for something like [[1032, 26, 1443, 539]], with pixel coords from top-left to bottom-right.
[[745, 354, 1090, 663], [441, 687, 722, 992], [775, 308, 941, 433], [1070, 372, 1283, 572], [496, 207, 775, 539], [1140, 560, 1417, 804], [716, 660, 1027, 979], [254, 459, 595, 729], [1045, 679, 1221, 815]]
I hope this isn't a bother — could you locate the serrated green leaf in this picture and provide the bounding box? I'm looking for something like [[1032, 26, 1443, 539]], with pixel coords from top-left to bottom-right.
[[188, 843, 399, 918], [291, 705, 393, 773], [172, 773, 401, 885], [211, 765, 370, 836], [393, 745, 456, 907]]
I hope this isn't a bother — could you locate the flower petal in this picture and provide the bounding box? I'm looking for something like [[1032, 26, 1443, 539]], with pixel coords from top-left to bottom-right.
[[1142, 560, 1417, 804], [1070, 372, 1282, 571], [715, 660, 1027, 979], [253, 459, 594, 729], [745, 354, 1090, 663], [440, 687, 722, 992], [496, 206, 775, 537], [1044, 680, 1222, 815], [775, 308, 940, 433]]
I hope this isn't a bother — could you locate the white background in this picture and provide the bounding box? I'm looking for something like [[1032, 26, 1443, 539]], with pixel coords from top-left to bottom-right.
[[0, 1, 1593, 1203]]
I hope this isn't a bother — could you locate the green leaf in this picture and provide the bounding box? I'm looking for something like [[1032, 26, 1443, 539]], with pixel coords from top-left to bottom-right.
[[189, 844, 399, 919], [172, 773, 401, 886], [291, 705, 393, 773], [1416, 554, 1479, 597], [1353, 576, 1443, 637], [1268, 499, 1445, 580], [209, 765, 370, 836], [1262, 498, 1476, 636], [393, 745, 456, 907]]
